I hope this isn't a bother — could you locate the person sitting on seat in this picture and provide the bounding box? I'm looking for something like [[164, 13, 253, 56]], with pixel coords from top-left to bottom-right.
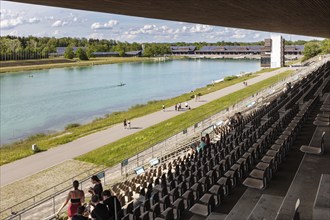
[[205, 133, 211, 147], [91, 195, 110, 220], [102, 190, 122, 220], [197, 137, 206, 153], [72, 206, 88, 220]]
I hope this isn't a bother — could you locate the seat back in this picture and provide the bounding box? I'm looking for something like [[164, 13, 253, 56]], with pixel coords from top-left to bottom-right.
[[143, 199, 150, 211], [162, 195, 170, 209], [151, 202, 161, 218], [186, 190, 194, 208], [320, 131, 325, 154], [162, 207, 174, 220], [132, 206, 141, 220], [126, 202, 133, 215], [174, 199, 184, 219], [293, 198, 300, 220]]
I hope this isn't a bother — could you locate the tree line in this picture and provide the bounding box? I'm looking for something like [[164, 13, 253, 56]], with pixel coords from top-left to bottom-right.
[[302, 39, 330, 61], [0, 35, 328, 61]]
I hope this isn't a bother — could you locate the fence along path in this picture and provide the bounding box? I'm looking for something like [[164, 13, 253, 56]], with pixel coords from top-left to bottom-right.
[[3, 59, 329, 219]]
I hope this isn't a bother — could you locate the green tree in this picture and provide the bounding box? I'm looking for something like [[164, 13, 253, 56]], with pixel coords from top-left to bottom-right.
[[321, 38, 330, 54], [64, 46, 75, 59], [303, 42, 321, 60], [86, 46, 95, 58], [75, 48, 89, 60]]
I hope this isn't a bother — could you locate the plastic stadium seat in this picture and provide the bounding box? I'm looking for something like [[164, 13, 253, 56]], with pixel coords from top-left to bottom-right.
[[243, 174, 267, 190], [300, 132, 325, 155], [313, 120, 329, 127], [189, 193, 215, 216]]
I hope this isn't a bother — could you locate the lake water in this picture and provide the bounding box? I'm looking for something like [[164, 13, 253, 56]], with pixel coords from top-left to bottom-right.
[[0, 59, 260, 145]]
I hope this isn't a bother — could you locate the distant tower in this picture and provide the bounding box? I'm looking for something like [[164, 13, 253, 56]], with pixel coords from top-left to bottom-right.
[[260, 35, 284, 68], [270, 35, 284, 68]]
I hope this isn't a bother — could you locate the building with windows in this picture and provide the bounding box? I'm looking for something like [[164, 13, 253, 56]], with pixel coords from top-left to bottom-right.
[[170, 46, 196, 55]]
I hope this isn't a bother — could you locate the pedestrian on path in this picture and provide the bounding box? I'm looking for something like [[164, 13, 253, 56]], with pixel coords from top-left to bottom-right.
[[123, 119, 127, 129], [185, 102, 188, 108], [175, 104, 177, 111], [162, 104, 165, 112], [127, 120, 131, 129]]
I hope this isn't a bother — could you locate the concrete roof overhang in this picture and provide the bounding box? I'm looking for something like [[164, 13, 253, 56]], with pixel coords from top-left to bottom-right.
[[7, 0, 330, 38]]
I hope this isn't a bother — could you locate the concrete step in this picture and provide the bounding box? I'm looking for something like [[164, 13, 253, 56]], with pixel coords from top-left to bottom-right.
[[206, 212, 227, 220], [225, 189, 262, 220], [247, 194, 284, 220]]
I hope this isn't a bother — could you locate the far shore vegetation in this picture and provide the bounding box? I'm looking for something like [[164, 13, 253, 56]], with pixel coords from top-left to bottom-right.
[[76, 69, 294, 166], [0, 67, 281, 165], [0, 57, 166, 73]]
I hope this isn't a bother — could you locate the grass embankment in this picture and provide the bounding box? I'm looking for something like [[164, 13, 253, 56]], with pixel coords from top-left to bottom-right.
[[0, 67, 278, 166], [77, 70, 294, 166], [0, 57, 159, 73]]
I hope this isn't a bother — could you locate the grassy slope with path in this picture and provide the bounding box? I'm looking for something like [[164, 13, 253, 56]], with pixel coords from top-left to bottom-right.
[[77, 70, 293, 166], [0, 67, 278, 166]]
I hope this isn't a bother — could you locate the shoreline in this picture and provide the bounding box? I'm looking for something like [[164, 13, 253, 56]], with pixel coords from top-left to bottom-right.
[[0, 57, 176, 74], [0, 67, 279, 165], [0, 55, 264, 74]]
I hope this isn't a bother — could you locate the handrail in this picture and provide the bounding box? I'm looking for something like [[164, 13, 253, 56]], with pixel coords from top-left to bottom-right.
[[2, 64, 318, 220]]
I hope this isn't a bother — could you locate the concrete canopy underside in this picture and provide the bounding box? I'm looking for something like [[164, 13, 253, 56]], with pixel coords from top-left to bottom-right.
[[8, 0, 330, 38]]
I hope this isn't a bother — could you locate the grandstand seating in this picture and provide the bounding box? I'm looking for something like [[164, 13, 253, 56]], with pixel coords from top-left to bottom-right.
[[107, 61, 330, 220]]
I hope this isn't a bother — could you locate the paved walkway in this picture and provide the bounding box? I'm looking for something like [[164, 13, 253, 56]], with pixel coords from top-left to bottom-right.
[[0, 67, 289, 186]]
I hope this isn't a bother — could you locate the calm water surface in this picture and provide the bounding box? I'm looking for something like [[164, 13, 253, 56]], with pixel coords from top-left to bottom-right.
[[0, 59, 260, 145]]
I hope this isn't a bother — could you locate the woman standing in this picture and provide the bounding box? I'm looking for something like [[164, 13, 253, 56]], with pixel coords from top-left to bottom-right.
[[88, 175, 103, 201], [57, 180, 85, 219]]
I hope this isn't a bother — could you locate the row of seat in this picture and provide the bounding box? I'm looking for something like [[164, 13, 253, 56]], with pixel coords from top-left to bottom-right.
[[114, 61, 330, 220]]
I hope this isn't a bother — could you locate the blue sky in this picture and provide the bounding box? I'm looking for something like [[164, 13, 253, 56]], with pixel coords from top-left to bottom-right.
[[0, 1, 324, 43]]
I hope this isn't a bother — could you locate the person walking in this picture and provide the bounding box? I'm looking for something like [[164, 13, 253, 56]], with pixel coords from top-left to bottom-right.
[[175, 104, 177, 111], [123, 119, 127, 129], [162, 104, 165, 112], [57, 180, 85, 219], [127, 120, 131, 129]]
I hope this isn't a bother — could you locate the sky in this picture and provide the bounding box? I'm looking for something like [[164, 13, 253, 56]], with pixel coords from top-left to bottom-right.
[[0, 1, 324, 43]]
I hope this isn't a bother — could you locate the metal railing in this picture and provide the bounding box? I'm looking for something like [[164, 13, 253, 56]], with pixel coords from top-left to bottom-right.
[[3, 60, 328, 220]]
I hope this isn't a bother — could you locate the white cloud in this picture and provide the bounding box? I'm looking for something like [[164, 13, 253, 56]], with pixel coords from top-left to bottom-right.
[[28, 17, 41, 24], [53, 30, 60, 35], [91, 20, 118, 29], [189, 24, 213, 33], [232, 34, 246, 39], [0, 17, 23, 29], [52, 20, 68, 27], [253, 33, 260, 39], [88, 32, 105, 39], [9, 30, 18, 36], [0, 8, 40, 29]]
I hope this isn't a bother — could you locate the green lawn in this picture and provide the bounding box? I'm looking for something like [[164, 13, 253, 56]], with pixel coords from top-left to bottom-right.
[[0, 67, 281, 165], [76, 70, 294, 166]]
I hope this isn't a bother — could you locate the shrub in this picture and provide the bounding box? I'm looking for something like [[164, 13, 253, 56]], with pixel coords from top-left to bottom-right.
[[26, 133, 46, 141], [65, 123, 81, 130], [224, 75, 238, 81]]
